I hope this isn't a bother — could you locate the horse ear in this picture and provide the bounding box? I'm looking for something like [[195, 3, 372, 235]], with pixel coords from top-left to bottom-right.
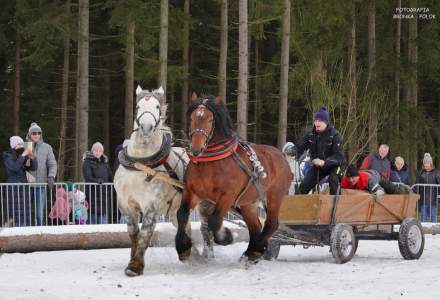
[[214, 96, 223, 104], [191, 92, 198, 101], [136, 85, 143, 95], [157, 86, 164, 95]]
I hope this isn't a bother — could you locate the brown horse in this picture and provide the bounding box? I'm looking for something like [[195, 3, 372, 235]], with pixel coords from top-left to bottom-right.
[[175, 94, 291, 262]]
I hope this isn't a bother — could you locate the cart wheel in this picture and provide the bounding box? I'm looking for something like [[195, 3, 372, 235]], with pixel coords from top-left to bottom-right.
[[330, 224, 356, 264], [398, 218, 424, 260], [263, 240, 281, 260], [353, 239, 359, 255]]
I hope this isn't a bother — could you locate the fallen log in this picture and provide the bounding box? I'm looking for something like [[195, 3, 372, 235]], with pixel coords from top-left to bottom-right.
[[0, 226, 249, 254]]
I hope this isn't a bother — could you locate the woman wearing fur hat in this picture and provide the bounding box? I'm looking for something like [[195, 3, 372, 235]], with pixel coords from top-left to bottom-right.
[[295, 106, 345, 195], [2, 136, 38, 226], [415, 153, 440, 222]]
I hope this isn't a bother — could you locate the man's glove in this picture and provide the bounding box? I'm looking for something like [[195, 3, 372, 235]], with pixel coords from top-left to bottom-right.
[[47, 177, 55, 190], [311, 158, 325, 167], [373, 189, 385, 201]]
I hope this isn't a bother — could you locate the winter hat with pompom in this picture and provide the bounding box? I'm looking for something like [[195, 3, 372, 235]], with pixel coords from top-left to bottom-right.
[[314, 106, 329, 124], [423, 153, 434, 168]]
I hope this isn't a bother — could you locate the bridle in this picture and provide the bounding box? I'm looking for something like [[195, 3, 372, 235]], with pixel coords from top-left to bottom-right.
[[189, 104, 215, 153], [132, 94, 161, 134]]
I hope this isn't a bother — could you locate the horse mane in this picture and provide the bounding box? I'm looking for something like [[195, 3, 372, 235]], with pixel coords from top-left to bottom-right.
[[187, 95, 234, 139]]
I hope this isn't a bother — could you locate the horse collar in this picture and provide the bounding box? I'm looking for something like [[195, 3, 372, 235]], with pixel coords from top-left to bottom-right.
[[188, 136, 239, 163], [119, 133, 172, 169]]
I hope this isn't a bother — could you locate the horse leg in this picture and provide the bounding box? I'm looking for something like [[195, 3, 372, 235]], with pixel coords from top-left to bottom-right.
[[175, 189, 199, 261], [125, 205, 159, 276], [198, 200, 215, 259], [124, 213, 140, 275], [239, 202, 264, 261], [207, 198, 233, 246], [257, 188, 283, 256]]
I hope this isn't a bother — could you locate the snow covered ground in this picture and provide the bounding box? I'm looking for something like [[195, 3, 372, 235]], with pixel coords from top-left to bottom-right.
[[1, 232, 440, 300]]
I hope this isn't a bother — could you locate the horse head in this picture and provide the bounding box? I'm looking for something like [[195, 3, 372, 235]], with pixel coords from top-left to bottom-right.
[[188, 92, 233, 156], [134, 85, 166, 140]]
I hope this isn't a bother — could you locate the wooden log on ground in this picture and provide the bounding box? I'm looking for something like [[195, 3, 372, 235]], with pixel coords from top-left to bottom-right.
[[0, 226, 249, 254]]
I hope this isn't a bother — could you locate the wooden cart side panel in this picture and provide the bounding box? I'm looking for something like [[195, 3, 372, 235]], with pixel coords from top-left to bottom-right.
[[279, 193, 419, 225], [279, 195, 320, 224]]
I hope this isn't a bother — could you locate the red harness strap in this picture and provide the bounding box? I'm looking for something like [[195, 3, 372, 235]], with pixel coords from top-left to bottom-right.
[[188, 140, 238, 163]]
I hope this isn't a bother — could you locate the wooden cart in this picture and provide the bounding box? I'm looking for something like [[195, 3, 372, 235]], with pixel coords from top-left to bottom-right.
[[266, 190, 425, 264]]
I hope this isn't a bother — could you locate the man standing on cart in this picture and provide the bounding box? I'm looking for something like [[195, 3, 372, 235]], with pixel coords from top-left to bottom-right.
[[295, 106, 345, 195]]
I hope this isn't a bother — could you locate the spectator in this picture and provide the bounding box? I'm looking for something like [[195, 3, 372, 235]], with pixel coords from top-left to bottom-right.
[[26, 122, 58, 226], [282, 142, 300, 194], [82, 142, 113, 224], [2, 136, 38, 226], [415, 153, 440, 223], [360, 144, 391, 179], [49, 180, 89, 225], [390, 156, 410, 185], [295, 106, 345, 195], [341, 164, 410, 200]]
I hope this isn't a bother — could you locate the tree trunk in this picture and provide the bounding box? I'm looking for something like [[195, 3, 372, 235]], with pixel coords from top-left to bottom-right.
[[237, 0, 249, 139], [0, 227, 249, 253], [218, 0, 228, 102], [408, 0, 418, 175], [347, 1, 357, 161], [159, 0, 169, 95], [367, 0, 377, 153], [437, 89, 440, 168], [77, 0, 89, 180], [58, 1, 71, 181], [181, 0, 190, 130], [395, 0, 401, 138], [277, 0, 291, 149], [253, 38, 260, 143], [124, 20, 135, 138], [103, 65, 111, 154], [13, 32, 21, 135], [74, 42, 80, 180]]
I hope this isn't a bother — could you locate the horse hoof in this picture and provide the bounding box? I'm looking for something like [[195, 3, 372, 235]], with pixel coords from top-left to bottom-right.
[[175, 233, 192, 258], [125, 266, 143, 277], [214, 227, 233, 246], [178, 249, 192, 262], [241, 250, 263, 263], [202, 247, 215, 259]]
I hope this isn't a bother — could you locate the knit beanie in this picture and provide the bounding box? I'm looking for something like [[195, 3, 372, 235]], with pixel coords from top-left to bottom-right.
[[66, 180, 75, 192], [314, 106, 329, 124], [28, 122, 42, 135], [282, 142, 295, 153], [10, 136, 24, 149], [423, 153, 434, 167], [346, 164, 359, 177]]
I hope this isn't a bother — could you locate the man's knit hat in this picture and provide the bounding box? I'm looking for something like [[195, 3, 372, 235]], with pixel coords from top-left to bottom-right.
[[10, 136, 24, 149], [314, 106, 329, 124], [28, 122, 42, 134], [346, 164, 359, 177]]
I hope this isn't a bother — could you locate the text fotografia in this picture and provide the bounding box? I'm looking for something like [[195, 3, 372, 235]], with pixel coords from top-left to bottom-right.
[[394, 7, 436, 19]]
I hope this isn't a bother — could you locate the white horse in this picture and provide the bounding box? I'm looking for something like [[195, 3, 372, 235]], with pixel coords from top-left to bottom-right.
[[114, 86, 213, 276]]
